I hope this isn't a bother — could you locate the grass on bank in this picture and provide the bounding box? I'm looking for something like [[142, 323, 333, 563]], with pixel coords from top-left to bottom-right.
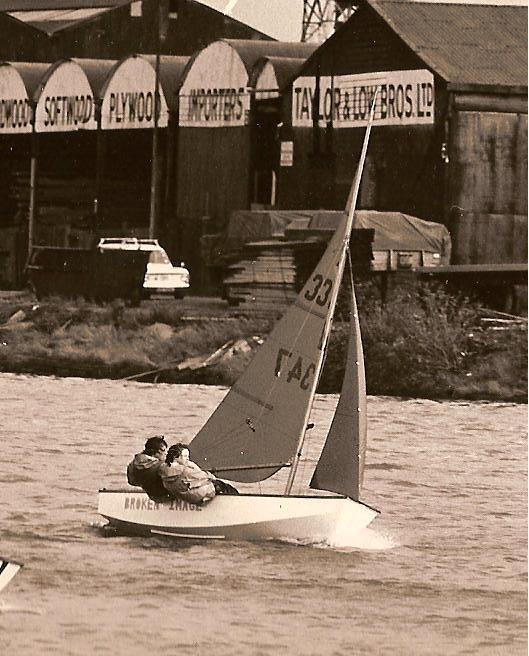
[[322, 285, 527, 401], [0, 296, 272, 382], [0, 288, 526, 401]]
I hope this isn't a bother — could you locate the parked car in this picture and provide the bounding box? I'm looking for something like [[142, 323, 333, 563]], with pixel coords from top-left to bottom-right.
[[97, 238, 190, 299]]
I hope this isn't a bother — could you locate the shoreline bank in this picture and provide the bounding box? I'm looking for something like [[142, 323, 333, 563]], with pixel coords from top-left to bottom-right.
[[0, 290, 526, 403]]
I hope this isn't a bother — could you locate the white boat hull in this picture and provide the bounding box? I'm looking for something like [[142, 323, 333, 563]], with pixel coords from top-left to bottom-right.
[[98, 490, 378, 542]]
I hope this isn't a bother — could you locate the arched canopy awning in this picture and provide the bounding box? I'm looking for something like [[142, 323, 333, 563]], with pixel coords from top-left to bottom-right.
[[11, 59, 97, 133], [74, 58, 116, 99], [252, 56, 308, 101], [97, 55, 169, 130], [0, 62, 32, 133], [178, 39, 316, 128], [223, 40, 317, 74], [143, 55, 190, 115], [178, 40, 250, 128]]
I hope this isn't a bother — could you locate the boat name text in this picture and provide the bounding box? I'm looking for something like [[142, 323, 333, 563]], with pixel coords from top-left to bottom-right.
[[124, 496, 203, 511]]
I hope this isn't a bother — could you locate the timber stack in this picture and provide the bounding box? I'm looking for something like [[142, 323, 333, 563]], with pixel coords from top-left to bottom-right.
[[223, 240, 325, 313]]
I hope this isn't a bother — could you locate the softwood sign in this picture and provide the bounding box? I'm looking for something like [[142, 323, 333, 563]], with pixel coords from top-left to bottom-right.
[[292, 70, 434, 127], [100, 57, 168, 129], [0, 64, 32, 133], [34, 61, 96, 132]]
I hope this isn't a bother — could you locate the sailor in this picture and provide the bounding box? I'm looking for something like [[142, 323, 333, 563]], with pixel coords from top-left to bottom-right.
[[127, 436, 170, 501], [160, 443, 238, 505]]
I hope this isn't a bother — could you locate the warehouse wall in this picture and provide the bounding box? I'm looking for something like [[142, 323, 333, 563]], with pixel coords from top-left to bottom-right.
[[175, 126, 251, 279], [275, 2, 448, 222], [449, 108, 528, 263]]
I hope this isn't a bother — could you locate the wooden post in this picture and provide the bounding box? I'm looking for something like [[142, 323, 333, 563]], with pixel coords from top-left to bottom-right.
[[271, 170, 277, 206], [163, 122, 174, 245], [148, 4, 162, 239], [94, 119, 105, 238], [27, 129, 39, 259]]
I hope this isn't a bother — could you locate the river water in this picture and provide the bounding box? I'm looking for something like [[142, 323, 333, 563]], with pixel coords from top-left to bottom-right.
[[0, 373, 526, 655]]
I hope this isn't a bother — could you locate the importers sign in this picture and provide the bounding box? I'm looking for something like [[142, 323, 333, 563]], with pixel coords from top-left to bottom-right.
[[292, 70, 434, 128], [179, 87, 250, 127], [178, 40, 252, 128]]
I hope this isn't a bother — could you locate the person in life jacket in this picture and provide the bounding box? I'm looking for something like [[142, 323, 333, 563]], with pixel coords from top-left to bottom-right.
[[160, 443, 239, 505], [127, 436, 170, 501]]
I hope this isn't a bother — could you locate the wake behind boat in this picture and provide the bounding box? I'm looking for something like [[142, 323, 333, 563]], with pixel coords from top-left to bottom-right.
[[98, 94, 380, 543]]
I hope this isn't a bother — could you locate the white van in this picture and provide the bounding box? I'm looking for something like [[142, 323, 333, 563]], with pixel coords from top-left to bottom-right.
[[97, 238, 190, 299]]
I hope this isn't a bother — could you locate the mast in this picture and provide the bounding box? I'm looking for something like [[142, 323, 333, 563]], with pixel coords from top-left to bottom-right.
[[284, 93, 378, 496]]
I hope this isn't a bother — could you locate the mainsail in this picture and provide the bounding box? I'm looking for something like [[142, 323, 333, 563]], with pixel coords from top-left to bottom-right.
[[189, 210, 352, 482], [190, 95, 377, 488]]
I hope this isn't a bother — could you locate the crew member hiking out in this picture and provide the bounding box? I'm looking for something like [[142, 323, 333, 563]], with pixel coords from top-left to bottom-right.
[[161, 443, 239, 505], [127, 436, 170, 501]]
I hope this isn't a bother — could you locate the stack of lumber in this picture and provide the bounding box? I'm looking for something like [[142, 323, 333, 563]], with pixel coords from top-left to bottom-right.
[[9, 170, 149, 233], [10, 170, 94, 223], [223, 240, 324, 313]]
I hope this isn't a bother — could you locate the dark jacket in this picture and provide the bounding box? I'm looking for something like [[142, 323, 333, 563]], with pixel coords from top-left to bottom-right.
[[127, 453, 168, 500]]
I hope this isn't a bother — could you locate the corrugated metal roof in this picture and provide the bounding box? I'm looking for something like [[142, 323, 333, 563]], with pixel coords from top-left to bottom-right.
[[7, 7, 113, 34], [251, 56, 308, 91], [72, 57, 117, 95], [223, 39, 317, 73], [366, 0, 527, 87], [8, 61, 51, 98], [143, 55, 190, 111], [0, 1, 128, 9]]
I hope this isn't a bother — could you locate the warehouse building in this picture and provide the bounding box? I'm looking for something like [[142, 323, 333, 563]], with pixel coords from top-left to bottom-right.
[[0, 0, 272, 286], [276, 0, 527, 264], [174, 39, 316, 283]]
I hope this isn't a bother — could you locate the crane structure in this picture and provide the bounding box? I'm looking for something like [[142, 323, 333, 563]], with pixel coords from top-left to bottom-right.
[[302, 0, 355, 42]]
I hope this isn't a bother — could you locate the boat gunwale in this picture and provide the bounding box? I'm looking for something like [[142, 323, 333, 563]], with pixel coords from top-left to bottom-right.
[[97, 489, 379, 513]]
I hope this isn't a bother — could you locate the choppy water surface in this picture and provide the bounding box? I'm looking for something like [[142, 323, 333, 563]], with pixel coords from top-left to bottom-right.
[[1, 374, 526, 655]]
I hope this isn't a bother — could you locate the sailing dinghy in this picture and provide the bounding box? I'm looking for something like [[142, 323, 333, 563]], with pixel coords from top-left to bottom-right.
[[0, 559, 23, 593], [98, 98, 379, 543]]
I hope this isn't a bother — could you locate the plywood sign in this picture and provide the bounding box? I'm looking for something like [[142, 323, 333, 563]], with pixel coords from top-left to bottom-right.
[[100, 56, 168, 130]]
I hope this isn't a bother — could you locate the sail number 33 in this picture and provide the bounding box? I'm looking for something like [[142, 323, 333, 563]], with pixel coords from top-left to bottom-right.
[[275, 348, 316, 390], [304, 274, 333, 307]]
